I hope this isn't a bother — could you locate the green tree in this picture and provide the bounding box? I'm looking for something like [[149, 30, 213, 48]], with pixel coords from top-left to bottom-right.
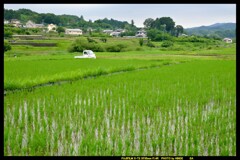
[[131, 20, 134, 27], [56, 26, 65, 34], [175, 25, 184, 37], [152, 17, 175, 33], [143, 18, 154, 29], [146, 29, 161, 41], [147, 29, 173, 41]]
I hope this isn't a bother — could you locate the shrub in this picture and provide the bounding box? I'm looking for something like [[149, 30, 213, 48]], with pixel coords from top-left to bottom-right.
[[161, 41, 174, 48], [56, 27, 65, 34], [106, 44, 127, 52], [4, 41, 12, 52], [147, 41, 155, 47], [139, 38, 144, 46], [59, 33, 65, 37], [87, 37, 97, 43], [100, 37, 107, 43], [68, 38, 104, 52], [136, 47, 144, 51], [91, 44, 105, 52], [4, 31, 13, 38], [89, 32, 110, 37], [106, 45, 121, 52]]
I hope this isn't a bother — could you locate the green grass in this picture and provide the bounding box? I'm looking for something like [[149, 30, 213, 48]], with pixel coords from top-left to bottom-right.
[[4, 60, 236, 156], [4, 58, 184, 90], [4, 36, 236, 57], [4, 45, 235, 90], [4, 36, 236, 156]]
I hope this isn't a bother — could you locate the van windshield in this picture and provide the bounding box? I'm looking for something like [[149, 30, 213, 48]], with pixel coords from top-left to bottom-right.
[[83, 50, 94, 55]]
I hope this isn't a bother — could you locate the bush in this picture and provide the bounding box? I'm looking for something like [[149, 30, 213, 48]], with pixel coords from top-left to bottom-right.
[[4, 31, 13, 38], [56, 27, 65, 34], [161, 41, 174, 48], [139, 38, 144, 46], [106, 45, 121, 52], [100, 37, 107, 43], [106, 44, 127, 52], [87, 37, 97, 43], [147, 41, 155, 47], [4, 41, 12, 52], [68, 38, 105, 52], [59, 33, 65, 37], [136, 47, 144, 51], [177, 36, 208, 43], [89, 32, 110, 37]]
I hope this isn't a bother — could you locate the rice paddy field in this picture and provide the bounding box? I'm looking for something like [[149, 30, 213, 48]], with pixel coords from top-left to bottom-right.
[[4, 38, 236, 156]]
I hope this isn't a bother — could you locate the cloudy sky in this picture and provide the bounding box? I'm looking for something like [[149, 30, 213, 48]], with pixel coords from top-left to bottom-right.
[[4, 4, 236, 28]]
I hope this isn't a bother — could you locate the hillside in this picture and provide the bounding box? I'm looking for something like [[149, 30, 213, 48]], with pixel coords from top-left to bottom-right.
[[185, 23, 236, 38], [4, 8, 135, 31]]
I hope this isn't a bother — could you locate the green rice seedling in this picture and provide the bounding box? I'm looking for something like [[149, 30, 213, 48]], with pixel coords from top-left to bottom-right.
[[4, 59, 235, 156]]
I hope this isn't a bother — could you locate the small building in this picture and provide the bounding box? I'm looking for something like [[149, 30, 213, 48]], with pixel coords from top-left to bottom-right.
[[48, 24, 57, 32], [223, 38, 232, 43], [115, 29, 125, 33], [65, 29, 82, 35], [25, 20, 44, 28], [35, 24, 44, 28], [10, 19, 22, 27], [110, 31, 121, 37], [4, 19, 9, 24], [25, 20, 35, 28], [103, 29, 113, 34], [135, 29, 147, 37], [179, 33, 188, 37]]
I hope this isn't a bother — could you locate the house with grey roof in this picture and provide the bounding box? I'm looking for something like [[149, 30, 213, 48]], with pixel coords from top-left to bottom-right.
[[65, 29, 83, 35]]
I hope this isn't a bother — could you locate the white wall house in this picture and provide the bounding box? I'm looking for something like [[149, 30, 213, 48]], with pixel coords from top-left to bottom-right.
[[4, 20, 9, 24], [48, 24, 57, 32], [115, 29, 125, 33], [135, 29, 147, 37], [25, 20, 44, 28], [108, 29, 126, 37], [110, 31, 121, 37], [179, 33, 188, 37], [10, 19, 22, 27], [103, 29, 113, 34], [26, 20, 35, 28], [65, 29, 82, 35], [223, 38, 232, 43]]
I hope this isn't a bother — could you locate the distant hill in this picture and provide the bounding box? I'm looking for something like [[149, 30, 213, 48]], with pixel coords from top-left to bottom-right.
[[185, 23, 236, 38]]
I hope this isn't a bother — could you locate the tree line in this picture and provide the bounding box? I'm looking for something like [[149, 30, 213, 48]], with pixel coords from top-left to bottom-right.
[[4, 8, 137, 32]]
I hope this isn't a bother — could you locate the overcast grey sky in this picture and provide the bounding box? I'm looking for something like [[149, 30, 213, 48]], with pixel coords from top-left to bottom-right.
[[4, 4, 236, 28]]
